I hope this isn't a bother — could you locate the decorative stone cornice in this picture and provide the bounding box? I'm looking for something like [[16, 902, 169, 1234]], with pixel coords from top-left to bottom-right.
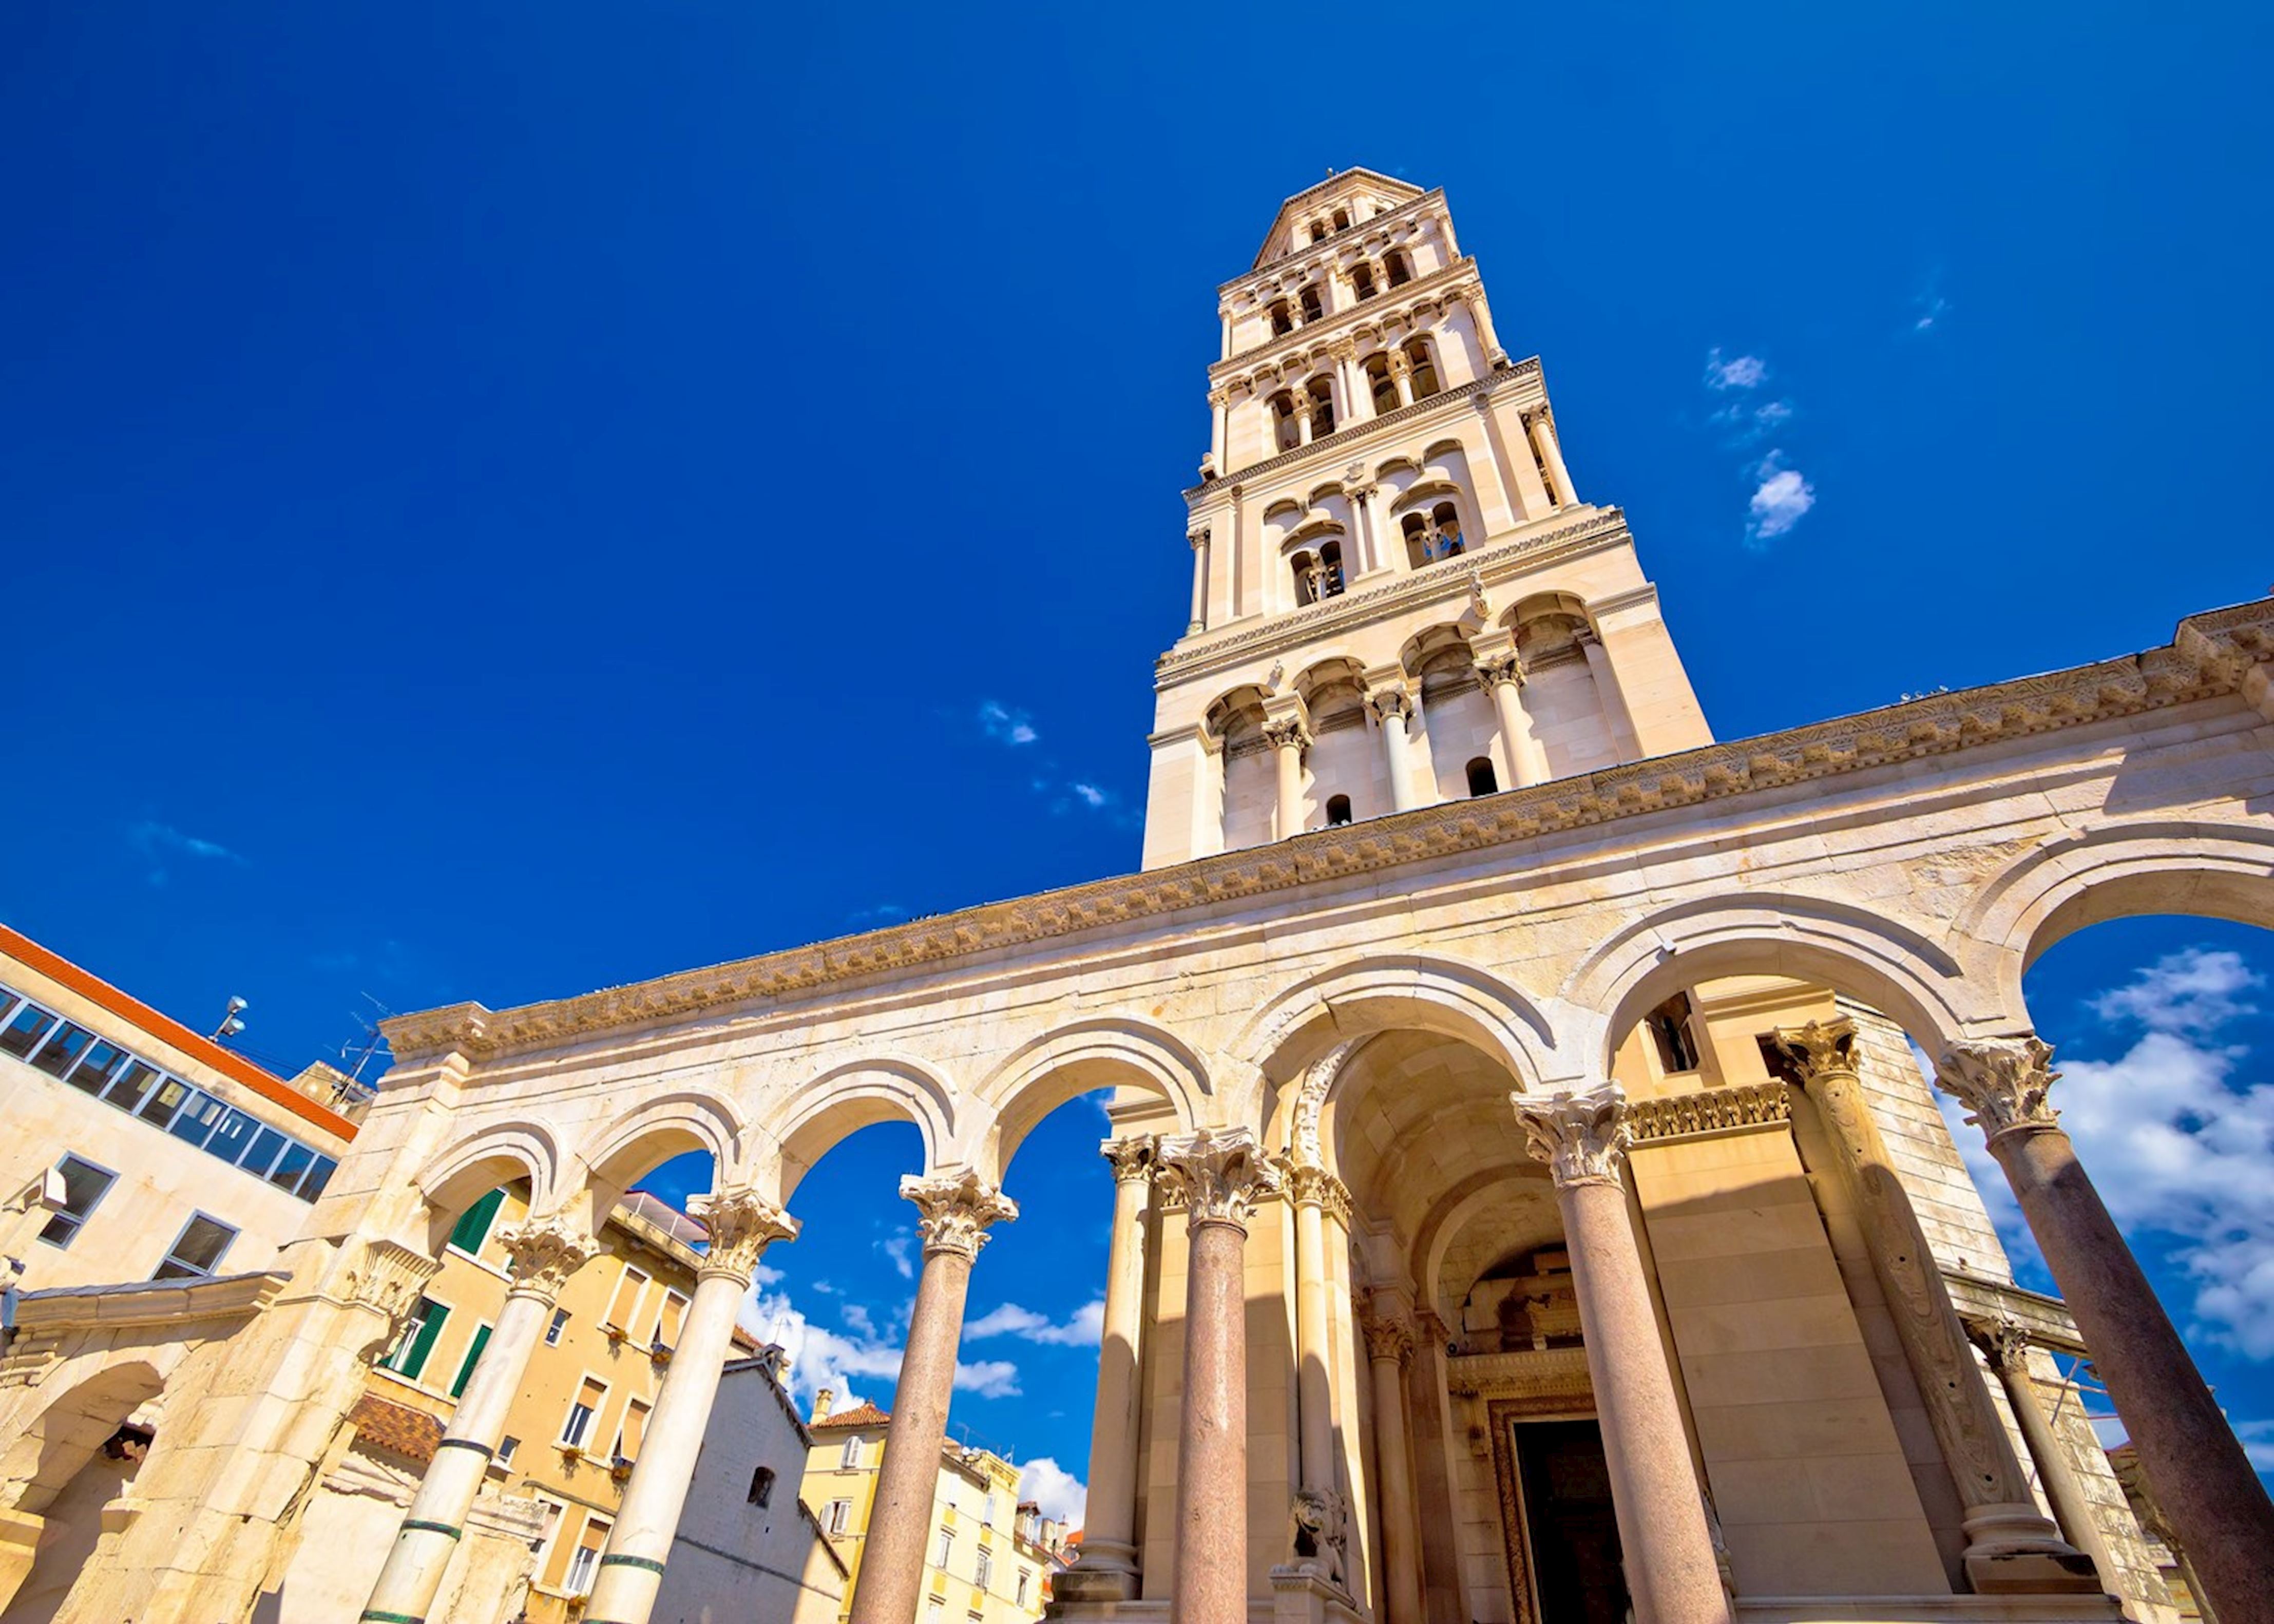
[[1363, 1314, 1415, 1365], [1937, 1036, 2062, 1144], [1100, 1134, 1159, 1182], [377, 598, 2272, 1068], [691, 1189, 800, 1282], [1154, 1128, 1283, 1232], [1157, 506, 1622, 686], [1514, 1085, 1631, 1190], [1445, 1344, 1593, 1400], [1767, 1017, 1863, 1083], [1233, 183, 1443, 284], [1214, 258, 1482, 375], [499, 1217, 599, 1300], [1625, 1082, 1792, 1144], [900, 1172, 1018, 1261], [1943, 1269, 2088, 1356]]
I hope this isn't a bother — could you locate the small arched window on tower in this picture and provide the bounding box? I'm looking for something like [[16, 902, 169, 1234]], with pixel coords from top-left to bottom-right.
[[1350, 263, 1378, 301], [1332, 208, 1351, 232], [1403, 339, 1441, 398], [1289, 540, 1346, 605], [1326, 794, 1353, 826], [749, 1466, 776, 1506], [1384, 250, 1413, 288], [1465, 756, 1499, 797], [1269, 299, 1295, 336], [1402, 502, 1465, 567], [1305, 380, 1335, 439], [1310, 220, 1329, 244], [1298, 284, 1326, 323], [1365, 353, 1399, 415], [1270, 391, 1302, 453]]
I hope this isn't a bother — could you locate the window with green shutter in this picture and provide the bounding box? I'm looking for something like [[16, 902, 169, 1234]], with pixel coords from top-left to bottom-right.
[[447, 1188, 506, 1256], [381, 1296, 450, 1380], [451, 1323, 492, 1399]]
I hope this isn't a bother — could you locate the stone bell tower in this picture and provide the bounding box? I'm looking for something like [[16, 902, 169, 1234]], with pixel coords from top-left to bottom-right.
[[1141, 168, 1714, 870]]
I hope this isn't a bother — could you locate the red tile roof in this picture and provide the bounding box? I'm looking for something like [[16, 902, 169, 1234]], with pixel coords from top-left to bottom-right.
[[812, 1401, 892, 1429], [349, 1393, 444, 1464]]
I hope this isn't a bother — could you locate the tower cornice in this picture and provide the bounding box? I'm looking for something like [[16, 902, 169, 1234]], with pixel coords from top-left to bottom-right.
[[1240, 181, 1440, 281]]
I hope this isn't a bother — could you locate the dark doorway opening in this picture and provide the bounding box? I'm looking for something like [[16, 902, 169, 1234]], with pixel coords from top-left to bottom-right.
[[1513, 1418, 1628, 1624]]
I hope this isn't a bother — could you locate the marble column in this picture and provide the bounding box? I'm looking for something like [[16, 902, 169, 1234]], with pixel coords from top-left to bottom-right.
[[1288, 1164, 1346, 1502], [1367, 689, 1422, 813], [1060, 1137, 1157, 1599], [1513, 1085, 1729, 1624], [1155, 1129, 1282, 1624], [1527, 407, 1576, 507], [362, 1217, 596, 1624], [1476, 655, 1551, 787], [1187, 530, 1210, 635], [1938, 1038, 2274, 1616], [1967, 1319, 2124, 1593], [1264, 718, 1310, 839], [1208, 390, 1231, 480], [1768, 1020, 2086, 1589], [1388, 352, 1415, 408], [847, 1172, 1018, 1624], [1576, 628, 1641, 762], [584, 1192, 798, 1624], [1364, 1313, 1425, 1624], [1348, 483, 1381, 576]]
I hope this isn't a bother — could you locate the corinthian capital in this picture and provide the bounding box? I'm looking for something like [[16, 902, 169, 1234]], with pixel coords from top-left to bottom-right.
[[692, 1189, 800, 1282], [1363, 1314, 1415, 1366], [1475, 652, 1525, 690], [1936, 1037, 2062, 1143], [1965, 1314, 2033, 1374], [1262, 717, 1313, 754], [1285, 1161, 1352, 1224], [901, 1171, 1019, 1260], [499, 1216, 599, 1300], [1767, 1017, 1862, 1084], [1365, 686, 1415, 725], [1513, 1085, 1631, 1190], [1155, 1127, 1283, 1232], [1100, 1135, 1159, 1183]]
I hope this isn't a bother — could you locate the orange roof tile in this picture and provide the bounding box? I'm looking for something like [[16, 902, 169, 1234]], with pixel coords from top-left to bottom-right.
[[348, 1393, 443, 1464], [812, 1401, 892, 1429]]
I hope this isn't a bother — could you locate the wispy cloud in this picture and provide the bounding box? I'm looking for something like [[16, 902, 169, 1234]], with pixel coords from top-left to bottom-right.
[[1015, 1457, 1088, 1526], [965, 1298, 1105, 1347], [1910, 272, 1950, 334], [879, 1232, 914, 1281], [845, 903, 908, 929], [127, 819, 247, 886], [1703, 348, 1767, 390], [740, 1283, 1023, 1401], [1746, 452, 1818, 546], [978, 701, 1039, 747]]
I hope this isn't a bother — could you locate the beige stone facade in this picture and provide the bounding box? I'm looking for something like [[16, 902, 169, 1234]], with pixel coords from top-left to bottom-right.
[[2, 171, 2272, 1624]]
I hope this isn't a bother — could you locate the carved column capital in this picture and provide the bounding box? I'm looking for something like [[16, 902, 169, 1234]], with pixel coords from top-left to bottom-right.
[[1363, 1314, 1415, 1366], [1206, 387, 1232, 408], [1475, 652, 1526, 690], [1513, 1084, 1632, 1190], [1937, 1037, 2063, 1143], [1965, 1314, 2034, 1374], [1285, 1161, 1352, 1224], [900, 1171, 1019, 1260], [692, 1189, 800, 1283], [1768, 1017, 1863, 1084], [348, 1237, 445, 1321], [498, 1216, 599, 1301], [1262, 717, 1313, 754], [1188, 528, 1210, 551], [1154, 1127, 1283, 1233], [1100, 1134, 1160, 1183], [1365, 686, 1415, 725]]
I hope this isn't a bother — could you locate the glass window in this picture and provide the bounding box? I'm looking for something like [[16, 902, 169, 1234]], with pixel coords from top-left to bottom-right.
[[205, 1107, 260, 1166], [154, 1213, 238, 1280], [63, 1039, 127, 1095], [826, 1499, 852, 1535], [602, 1266, 648, 1333], [451, 1323, 492, 1400], [936, 1527, 953, 1567], [652, 1289, 687, 1351], [38, 1155, 116, 1248], [545, 1308, 569, 1346], [1017, 1571, 1031, 1607], [168, 1090, 229, 1150], [299, 1155, 338, 1201], [137, 1075, 193, 1130], [105, 1060, 164, 1113], [498, 1435, 521, 1468], [976, 1547, 993, 1588], [29, 1020, 95, 1077], [0, 1001, 58, 1059], [447, 1188, 506, 1255], [565, 1515, 610, 1595], [841, 1436, 862, 1469], [562, 1377, 606, 1447], [238, 1125, 287, 1177], [615, 1398, 651, 1462], [266, 1139, 315, 1193], [379, 1295, 450, 1380]]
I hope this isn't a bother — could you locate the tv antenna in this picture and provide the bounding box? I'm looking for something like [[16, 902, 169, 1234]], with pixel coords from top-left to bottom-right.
[[337, 992, 397, 1085]]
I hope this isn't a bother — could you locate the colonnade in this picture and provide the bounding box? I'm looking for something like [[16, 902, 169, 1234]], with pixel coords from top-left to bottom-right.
[[360, 1025, 2274, 1624]]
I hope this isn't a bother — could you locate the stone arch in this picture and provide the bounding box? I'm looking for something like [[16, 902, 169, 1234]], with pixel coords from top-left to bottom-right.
[[414, 1117, 568, 1244], [1230, 952, 1565, 1132], [957, 1016, 1211, 1183], [579, 1087, 751, 1208], [0, 1359, 164, 1518], [1413, 1166, 1562, 1326], [1957, 821, 2274, 1017], [1566, 893, 1978, 1079], [762, 1053, 954, 1202]]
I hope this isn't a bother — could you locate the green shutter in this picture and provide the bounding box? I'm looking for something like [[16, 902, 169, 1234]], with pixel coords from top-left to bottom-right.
[[400, 1298, 450, 1381], [451, 1323, 492, 1399], [447, 1188, 506, 1255]]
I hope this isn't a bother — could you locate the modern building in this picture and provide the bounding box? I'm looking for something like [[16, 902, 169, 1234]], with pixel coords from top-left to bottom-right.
[[5, 170, 2272, 1624], [800, 1394, 1068, 1624]]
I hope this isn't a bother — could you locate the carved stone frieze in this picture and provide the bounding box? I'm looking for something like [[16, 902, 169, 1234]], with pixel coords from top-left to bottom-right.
[[691, 1189, 800, 1281], [1445, 1344, 1593, 1400], [1154, 1128, 1283, 1231], [1625, 1081, 1791, 1143], [1513, 1085, 1630, 1190], [1290, 1039, 1363, 1171], [1937, 1037, 2063, 1143], [900, 1173, 1017, 1261], [498, 1217, 599, 1300]]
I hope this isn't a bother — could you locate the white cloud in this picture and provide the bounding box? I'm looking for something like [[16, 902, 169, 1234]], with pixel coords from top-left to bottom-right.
[[880, 1233, 914, 1280], [127, 819, 248, 885], [1703, 348, 1767, 390], [1746, 453, 1817, 543], [1016, 1457, 1089, 1527], [1941, 950, 2274, 1359], [1070, 784, 1108, 809], [966, 1298, 1105, 1348], [978, 701, 1039, 747], [740, 1283, 1023, 1402], [1753, 398, 1793, 426]]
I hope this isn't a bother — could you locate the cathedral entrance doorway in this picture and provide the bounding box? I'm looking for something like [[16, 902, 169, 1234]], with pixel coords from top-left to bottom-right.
[[1498, 1416, 1627, 1624]]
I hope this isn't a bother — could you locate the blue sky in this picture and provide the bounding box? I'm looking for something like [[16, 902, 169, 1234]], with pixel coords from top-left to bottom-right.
[[4, 2, 2271, 1519]]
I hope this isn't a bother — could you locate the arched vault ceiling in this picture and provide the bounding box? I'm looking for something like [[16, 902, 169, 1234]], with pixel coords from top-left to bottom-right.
[[1325, 1029, 1541, 1239]]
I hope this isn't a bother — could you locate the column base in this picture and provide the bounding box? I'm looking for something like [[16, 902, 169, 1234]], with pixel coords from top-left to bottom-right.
[[1268, 1566, 1366, 1624], [1964, 1550, 2107, 1596], [1055, 1544, 1141, 1604]]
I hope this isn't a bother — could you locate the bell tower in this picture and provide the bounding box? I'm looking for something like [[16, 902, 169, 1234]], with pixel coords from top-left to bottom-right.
[[1140, 169, 1714, 869]]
